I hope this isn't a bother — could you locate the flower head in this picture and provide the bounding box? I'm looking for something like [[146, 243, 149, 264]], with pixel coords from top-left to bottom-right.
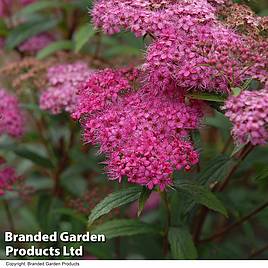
[[92, 0, 216, 37], [224, 87, 268, 145], [74, 68, 203, 189], [0, 88, 25, 138], [18, 33, 54, 54], [40, 62, 92, 114], [145, 24, 268, 94], [73, 67, 139, 120], [0, 165, 19, 196]]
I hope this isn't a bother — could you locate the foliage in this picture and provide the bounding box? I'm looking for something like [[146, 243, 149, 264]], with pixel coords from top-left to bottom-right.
[[0, 0, 268, 261]]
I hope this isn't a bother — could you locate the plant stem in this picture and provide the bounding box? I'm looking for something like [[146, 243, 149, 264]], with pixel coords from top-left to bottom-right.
[[162, 191, 171, 257], [3, 200, 15, 233], [217, 143, 254, 192], [199, 200, 268, 243], [249, 244, 268, 259], [193, 143, 254, 242]]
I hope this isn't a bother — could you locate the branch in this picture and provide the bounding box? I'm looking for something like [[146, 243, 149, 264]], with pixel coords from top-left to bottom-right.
[[199, 200, 268, 243], [249, 244, 268, 259]]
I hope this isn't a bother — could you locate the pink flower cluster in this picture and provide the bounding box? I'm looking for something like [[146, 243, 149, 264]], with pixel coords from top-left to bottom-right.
[[0, 88, 25, 138], [92, 0, 217, 38], [93, 0, 268, 94], [19, 33, 54, 54], [87, 0, 268, 188], [0, 165, 18, 196], [145, 25, 268, 94], [74, 68, 202, 189], [224, 88, 268, 145], [72, 67, 139, 120], [40, 62, 92, 115]]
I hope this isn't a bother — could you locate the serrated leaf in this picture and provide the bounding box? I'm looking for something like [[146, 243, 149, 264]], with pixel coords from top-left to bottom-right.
[[14, 148, 54, 169], [175, 181, 228, 217], [168, 226, 198, 260], [88, 187, 142, 226], [197, 155, 233, 185], [187, 92, 227, 102], [74, 24, 95, 52], [92, 219, 159, 239], [37, 40, 73, 60], [138, 187, 152, 217], [5, 16, 59, 50]]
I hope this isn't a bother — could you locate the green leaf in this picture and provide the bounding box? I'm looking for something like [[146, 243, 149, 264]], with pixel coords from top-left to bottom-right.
[[231, 87, 242, 97], [168, 227, 198, 260], [88, 187, 142, 226], [5, 16, 60, 50], [175, 181, 228, 217], [74, 24, 95, 53], [231, 138, 250, 158], [138, 187, 152, 217], [52, 208, 87, 225], [231, 143, 246, 157], [92, 219, 159, 239], [14, 1, 76, 19], [37, 40, 73, 60], [0, 19, 8, 36], [14, 148, 54, 169], [187, 92, 227, 102], [255, 168, 268, 183], [197, 155, 233, 185]]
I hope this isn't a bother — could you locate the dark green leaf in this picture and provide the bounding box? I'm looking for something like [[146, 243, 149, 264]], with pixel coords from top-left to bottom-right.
[[175, 181, 228, 217], [93, 219, 159, 239], [197, 155, 233, 185], [74, 24, 95, 52], [5, 16, 60, 50], [14, 148, 54, 169], [37, 40, 73, 60], [255, 168, 268, 183], [88, 187, 142, 226], [138, 187, 152, 217], [168, 226, 197, 260], [52, 208, 87, 225]]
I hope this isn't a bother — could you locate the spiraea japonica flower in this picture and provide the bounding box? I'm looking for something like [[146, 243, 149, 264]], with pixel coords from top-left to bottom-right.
[[145, 24, 268, 94], [40, 62, 92, 115], [93, 0, 268, 94], [74, 68, 203, 190], [224, 87, 268, 145], [0, 165, 19, 196], [0, 88, 25, 138], [92, 0, 217, 38], [18, 33, 54, 54], [72, 67, 139, 120]]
